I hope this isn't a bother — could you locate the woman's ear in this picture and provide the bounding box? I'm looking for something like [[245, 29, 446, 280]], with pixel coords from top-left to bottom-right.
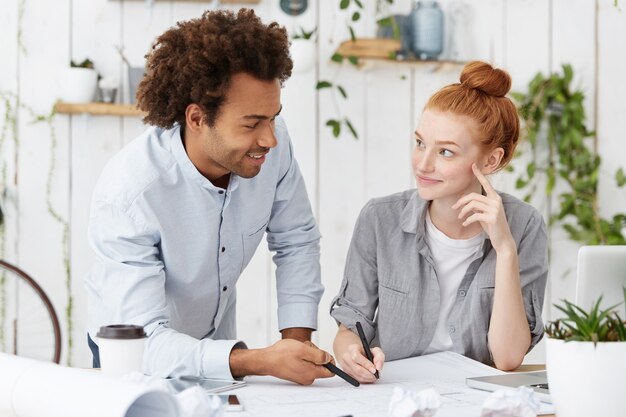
[[482, 147, 504, 174]]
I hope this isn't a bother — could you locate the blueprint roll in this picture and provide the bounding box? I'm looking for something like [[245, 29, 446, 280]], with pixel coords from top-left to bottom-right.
[[0, 353, 179, 417]]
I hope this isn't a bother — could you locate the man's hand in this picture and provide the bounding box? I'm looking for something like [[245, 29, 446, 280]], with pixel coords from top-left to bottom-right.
[[230, 339, 334, 385], [280, 327, 313, 342]]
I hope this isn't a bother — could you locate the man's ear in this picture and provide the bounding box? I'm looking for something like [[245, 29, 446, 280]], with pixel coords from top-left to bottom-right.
[[184, 104, 205, 133], [482, 147, 504, 174]]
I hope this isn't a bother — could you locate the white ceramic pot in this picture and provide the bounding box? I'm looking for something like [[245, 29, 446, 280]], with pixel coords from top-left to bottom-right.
[[61, 67, 97, 103], [546, 338, 626, 417], [290, 38, 315, 74]]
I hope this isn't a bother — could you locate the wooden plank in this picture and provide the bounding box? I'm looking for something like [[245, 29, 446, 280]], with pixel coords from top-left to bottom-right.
[[336, 38, 401, 59], [68, 0, 125, 368], [17, 0, 72, 365], [316, 0, 372, 353], [54, 102, 144, 116], [0, 0, 20, 266], [597, 0, 626, 255]]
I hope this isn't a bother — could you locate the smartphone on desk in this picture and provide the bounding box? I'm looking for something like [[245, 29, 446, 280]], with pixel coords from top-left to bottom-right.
[[219, 394, 244, 412]]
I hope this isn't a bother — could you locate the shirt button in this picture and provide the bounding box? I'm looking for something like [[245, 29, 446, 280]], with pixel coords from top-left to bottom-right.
[[221, 247, 225, 252], [459, 290, 466, 297], [222, 286, 228, 292], [218, 190, 224, 194], [449, 326, 456, 333]]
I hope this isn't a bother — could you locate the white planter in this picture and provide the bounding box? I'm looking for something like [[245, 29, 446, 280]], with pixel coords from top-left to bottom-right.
[[546, 338, 626, 417], [290, 38, 315, 74], [61, 67, 97, 103]]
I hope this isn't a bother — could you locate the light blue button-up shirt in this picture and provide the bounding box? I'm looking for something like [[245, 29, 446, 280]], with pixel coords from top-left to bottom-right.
[[85, 117, 323, 379]]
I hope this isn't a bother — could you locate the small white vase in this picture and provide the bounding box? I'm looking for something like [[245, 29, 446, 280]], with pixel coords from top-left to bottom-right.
[[546, 338, 626, 417], [61, 67, 97, 103], [290, 38, 315, 74]]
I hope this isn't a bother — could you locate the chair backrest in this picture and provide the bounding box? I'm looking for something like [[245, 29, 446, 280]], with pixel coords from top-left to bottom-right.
[[0, 260, 61, 363], [575, 245, 626, 312]]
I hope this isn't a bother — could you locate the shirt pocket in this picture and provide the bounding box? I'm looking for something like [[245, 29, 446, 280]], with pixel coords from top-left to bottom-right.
[[379, 272, 410, 296], [241, 215, 270, 273]]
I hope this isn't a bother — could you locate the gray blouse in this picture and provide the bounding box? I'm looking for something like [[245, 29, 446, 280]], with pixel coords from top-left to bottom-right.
[[330, 189, 548, 366]]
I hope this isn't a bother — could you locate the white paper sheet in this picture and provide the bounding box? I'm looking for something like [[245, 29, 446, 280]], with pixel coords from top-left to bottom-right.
[[0, 353, 178, 417], [222, 352, 554, 417]]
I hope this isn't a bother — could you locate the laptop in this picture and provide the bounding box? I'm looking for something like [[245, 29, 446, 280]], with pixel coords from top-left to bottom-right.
[[466, 371, 551, 403]]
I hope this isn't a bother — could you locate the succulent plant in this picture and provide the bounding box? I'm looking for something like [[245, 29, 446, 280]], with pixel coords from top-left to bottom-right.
[[546, 287, 626, 345]]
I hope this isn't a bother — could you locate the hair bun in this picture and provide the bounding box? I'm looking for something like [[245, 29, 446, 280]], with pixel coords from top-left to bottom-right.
[[460, 61, 511, 97]]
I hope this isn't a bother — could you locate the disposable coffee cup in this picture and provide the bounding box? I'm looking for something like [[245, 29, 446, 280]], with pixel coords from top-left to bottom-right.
[[96, 324, 147, 378]]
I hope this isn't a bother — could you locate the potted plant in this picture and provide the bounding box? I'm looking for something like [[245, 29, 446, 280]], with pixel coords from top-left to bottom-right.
[[545, 288, 626, 417], [61, 59, 98, 104], [290, 27, 317, 74]]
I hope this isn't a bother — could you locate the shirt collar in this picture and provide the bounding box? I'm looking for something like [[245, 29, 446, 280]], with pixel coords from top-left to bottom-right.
[[400, 190, 429, 235], [170, 124, 240, 193]]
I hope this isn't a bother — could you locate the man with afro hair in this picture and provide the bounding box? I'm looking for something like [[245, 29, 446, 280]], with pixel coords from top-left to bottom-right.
[[85, 9, 334, 385]]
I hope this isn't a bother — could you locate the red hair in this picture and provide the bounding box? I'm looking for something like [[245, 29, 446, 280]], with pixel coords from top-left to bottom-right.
[[425, 61, 520, 170]]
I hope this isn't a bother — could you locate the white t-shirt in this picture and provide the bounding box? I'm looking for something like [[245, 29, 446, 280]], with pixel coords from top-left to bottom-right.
[[424, 211, 485, 354]]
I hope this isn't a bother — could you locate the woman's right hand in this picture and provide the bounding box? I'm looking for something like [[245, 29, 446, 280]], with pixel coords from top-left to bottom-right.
[[337, 343, 385, 384]]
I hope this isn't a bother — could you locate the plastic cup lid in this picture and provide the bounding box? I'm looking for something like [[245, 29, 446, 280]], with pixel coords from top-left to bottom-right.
[[97, 324, 147, 339]]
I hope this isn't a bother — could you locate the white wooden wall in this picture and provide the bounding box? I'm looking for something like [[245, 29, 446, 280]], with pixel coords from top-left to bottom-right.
[[1, 0, 625, 367]]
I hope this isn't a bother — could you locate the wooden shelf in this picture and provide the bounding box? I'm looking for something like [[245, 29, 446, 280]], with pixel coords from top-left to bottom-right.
[[54, 102, 145, 117], [335, 38, 466, 71], [109, 0, 260, 3]]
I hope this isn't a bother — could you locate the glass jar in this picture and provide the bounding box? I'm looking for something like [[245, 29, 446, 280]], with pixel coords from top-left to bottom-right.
[[409, 1, 444, 60]]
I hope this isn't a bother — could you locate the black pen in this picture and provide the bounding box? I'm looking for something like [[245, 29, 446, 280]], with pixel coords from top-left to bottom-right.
[[323, 362, 360, 387], [355, 321, 379, 379]]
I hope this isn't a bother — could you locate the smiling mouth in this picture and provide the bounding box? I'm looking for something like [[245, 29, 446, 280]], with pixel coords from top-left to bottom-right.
[[417, 175, 441, 182]]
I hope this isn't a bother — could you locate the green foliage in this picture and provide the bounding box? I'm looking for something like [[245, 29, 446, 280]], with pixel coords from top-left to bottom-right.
[[546, 288, 626, 345], [71, 58, 95, 69], [292, 27, 317, 40], [513, 64, 626, 245]]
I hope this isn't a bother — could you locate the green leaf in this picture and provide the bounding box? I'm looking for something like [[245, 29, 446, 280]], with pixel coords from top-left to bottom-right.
[[345, 118, 358, 139], [337, 85, 347, 99], [326, 119, 341, 138], [563, 64, 573, 87], [377, 16, 393, 27], [354, 0, 363, 7], [340, 0, 350, 10], [515, 177, 528, 189], [352, 11, 361, 21], [526, 162, 536, 179], [349, 26, 356, 42], [348, 55, 359, 66], [616, 167, 626, 187], [316, 81, 333, 89], [331, 53, 344, 63]]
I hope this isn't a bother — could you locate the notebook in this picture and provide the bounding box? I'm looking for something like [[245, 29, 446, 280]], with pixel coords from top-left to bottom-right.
[[466, 371, 551, 403]]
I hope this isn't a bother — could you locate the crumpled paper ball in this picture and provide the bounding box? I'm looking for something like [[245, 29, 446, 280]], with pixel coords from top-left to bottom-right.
[[121, 372, 225, 417], [481, 386, 540, 417], [177, 386, 224, 417], [388, 386, 442, 417]]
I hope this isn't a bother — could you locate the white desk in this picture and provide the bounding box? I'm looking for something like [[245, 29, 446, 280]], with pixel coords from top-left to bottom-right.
[[223, 352, 554, 417]]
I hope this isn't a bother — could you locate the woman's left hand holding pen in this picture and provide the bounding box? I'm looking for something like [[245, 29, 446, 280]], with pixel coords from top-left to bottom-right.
[[333, 325, 385, 384]]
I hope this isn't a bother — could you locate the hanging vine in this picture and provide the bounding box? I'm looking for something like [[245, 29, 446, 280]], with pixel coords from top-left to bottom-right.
[[30, 106, 73, 365], [511, 64, 626, 245]]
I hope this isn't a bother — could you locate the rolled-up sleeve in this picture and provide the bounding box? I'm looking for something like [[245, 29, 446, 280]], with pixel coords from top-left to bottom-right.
[[517, 211, 549, 350], [330, 201, 379, 342], [88, 201, 245, 379], [266, 131, 324, 331]]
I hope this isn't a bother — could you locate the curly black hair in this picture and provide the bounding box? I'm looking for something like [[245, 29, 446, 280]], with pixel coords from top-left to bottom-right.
[[136, 8, 293, 128]]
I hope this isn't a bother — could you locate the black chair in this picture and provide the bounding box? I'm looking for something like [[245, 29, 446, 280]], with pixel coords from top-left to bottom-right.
[[0, 260, 61, 363]]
